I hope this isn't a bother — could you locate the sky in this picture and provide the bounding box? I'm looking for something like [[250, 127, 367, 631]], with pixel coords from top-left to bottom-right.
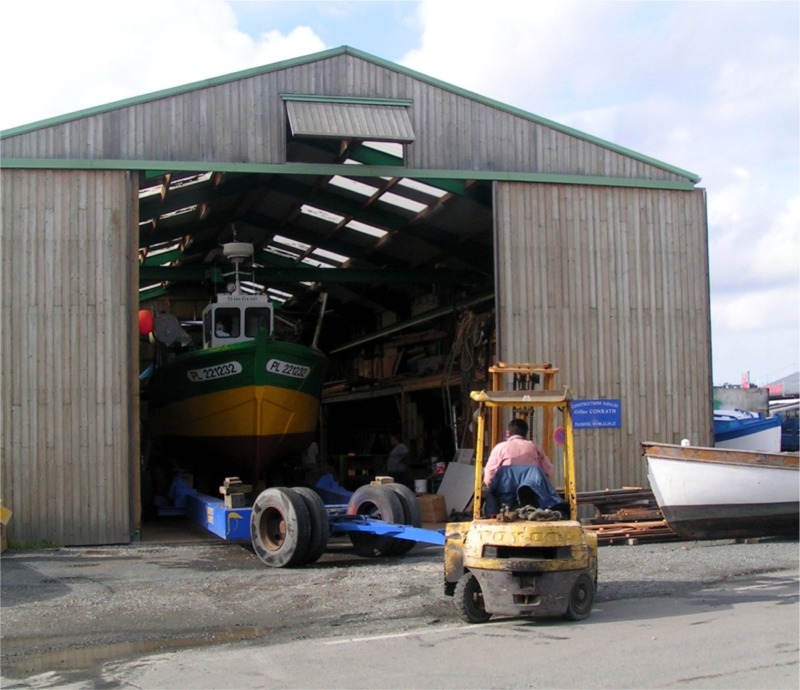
[[2, 0, 798, 387]]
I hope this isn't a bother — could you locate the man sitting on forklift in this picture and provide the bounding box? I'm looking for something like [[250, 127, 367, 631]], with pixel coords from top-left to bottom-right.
[[483, 418, 569, 516]]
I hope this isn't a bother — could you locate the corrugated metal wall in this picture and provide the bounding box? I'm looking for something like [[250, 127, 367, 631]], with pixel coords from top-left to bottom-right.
[[494, 183, 712, 492], [1, 55, 688, 184], [1, 169, 138, 546]]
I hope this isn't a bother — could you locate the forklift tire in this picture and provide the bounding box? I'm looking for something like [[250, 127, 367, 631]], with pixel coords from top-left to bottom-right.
[[250, 487, 312, 568], [384, 483, 422, 555], [454, 571, 491, 624], [563, 572, 595, 621], [346, 484, 404, 557], [292, 487, 330, 565]]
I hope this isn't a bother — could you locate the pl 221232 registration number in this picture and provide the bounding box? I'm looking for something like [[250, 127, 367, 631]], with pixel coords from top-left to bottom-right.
[[266, 359, 310, 379], [186, 361, 243, 382]]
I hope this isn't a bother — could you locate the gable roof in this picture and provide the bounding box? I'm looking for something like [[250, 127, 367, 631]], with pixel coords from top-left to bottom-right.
[[1, 45, 699, 184]]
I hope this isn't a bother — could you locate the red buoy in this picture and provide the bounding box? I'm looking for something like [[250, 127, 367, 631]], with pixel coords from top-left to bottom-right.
[[138, 309, 154, 336]]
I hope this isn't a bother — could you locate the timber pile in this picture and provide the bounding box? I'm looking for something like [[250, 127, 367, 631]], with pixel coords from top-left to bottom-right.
[[578, 487, 679, 544], [583, 519, 677, 545]]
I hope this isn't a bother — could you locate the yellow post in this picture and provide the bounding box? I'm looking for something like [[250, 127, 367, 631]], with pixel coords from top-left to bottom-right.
[[562, 402, 578, 521], [473, 404, 486, 520]]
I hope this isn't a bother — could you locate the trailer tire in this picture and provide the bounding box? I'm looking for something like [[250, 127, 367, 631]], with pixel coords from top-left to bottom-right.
[[384, 483, 422, 555], [292, 486, 329, 565], [455, 571, 491, 624], [250, 487, 312, 568], [563, 571, 595, 621], [346, 484, 404, 557]]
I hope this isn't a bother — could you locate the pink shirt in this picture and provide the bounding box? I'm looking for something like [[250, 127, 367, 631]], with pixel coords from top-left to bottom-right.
[[483, 435, 553, 486]]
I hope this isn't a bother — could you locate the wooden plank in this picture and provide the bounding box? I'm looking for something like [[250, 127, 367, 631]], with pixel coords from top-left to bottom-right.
[[1, 170, 132, 546]]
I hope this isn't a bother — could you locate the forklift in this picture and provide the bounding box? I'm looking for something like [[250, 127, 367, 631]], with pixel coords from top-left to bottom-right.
[[444, 363, 598, 623]]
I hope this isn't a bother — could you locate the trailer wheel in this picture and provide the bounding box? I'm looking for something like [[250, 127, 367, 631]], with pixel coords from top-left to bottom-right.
[[292, 487, 329, 565], [564, 572, 595, 621], [346, 484, 404, 557], [250, 488, 312, 568], [454, 571, 491, 624], [384, 483, 422, 555]]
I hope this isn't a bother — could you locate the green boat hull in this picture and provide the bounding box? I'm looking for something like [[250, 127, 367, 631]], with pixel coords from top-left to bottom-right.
[[146, 331, 328, 483]]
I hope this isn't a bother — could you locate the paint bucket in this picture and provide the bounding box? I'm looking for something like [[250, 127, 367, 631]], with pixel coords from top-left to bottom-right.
[[414, 479, 427, 494]]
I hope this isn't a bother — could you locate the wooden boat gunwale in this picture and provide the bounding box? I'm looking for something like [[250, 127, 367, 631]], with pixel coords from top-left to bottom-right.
[[642, 441, 799, 470]]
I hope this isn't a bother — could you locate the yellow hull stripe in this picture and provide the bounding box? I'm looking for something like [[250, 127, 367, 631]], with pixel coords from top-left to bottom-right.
[[149, 385, 319, 438]]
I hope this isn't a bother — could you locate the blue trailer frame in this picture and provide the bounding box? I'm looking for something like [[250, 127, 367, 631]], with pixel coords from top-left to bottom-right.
[[165, 476, 446, 547]]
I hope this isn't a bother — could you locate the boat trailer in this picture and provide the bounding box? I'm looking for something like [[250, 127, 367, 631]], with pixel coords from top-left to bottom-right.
[[162, 475, 446, 568]]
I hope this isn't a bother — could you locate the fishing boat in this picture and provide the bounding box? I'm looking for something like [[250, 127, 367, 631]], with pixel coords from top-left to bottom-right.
[[713, 408, 782, 453], [144, 242, 329, 485], [643, 441, 799, 540]]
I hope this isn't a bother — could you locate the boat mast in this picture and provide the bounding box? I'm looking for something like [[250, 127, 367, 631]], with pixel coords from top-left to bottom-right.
[[222, 242, 254, 296]]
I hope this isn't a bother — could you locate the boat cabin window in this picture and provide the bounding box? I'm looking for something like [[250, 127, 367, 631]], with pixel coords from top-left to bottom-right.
[[244, 307, 273, 337], [214, 309, 240, 339]]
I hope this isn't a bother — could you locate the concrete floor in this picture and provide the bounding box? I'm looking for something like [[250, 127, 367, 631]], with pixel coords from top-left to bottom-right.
[[138, 517, 225, 544]]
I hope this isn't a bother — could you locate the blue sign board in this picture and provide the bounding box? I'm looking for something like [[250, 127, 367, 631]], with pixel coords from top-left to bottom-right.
[[572, 399, 622, 429]]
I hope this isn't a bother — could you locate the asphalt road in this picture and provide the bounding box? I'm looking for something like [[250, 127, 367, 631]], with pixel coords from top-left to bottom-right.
[[1, 532, 798, 689]]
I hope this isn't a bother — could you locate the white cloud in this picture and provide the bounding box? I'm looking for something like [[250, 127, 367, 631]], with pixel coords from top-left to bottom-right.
[[0, 1, 325, 129]]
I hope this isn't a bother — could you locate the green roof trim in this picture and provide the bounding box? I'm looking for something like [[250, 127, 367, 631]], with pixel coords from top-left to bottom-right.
[[0, 45, 699, 183], [0, 158, 698, 191]]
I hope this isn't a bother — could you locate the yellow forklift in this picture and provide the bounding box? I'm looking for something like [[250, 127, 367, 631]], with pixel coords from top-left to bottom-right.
[[444, 363, 598, 623]]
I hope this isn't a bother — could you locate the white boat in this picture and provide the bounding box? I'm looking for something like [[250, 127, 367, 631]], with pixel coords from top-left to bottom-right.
[[643, 442, 799, 540], [713, 408, 782, 453]]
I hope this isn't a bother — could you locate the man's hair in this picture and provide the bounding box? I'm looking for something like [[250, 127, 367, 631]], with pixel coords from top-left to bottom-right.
[[508, 418, 528, 437]]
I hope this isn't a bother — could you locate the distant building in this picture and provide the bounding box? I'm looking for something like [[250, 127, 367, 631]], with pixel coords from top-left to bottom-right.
[[767, 372, 800, 399]]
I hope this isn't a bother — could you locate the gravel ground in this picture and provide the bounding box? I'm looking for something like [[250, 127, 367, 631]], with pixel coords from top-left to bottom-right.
[[1, 533, 798, 685]]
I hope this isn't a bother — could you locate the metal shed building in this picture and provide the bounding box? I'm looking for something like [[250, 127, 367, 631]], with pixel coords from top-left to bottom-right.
[[1, 46, 711, 546]]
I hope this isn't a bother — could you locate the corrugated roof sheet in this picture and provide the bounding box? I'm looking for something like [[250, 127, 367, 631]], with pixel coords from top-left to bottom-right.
[[286, 100, 415, 142]]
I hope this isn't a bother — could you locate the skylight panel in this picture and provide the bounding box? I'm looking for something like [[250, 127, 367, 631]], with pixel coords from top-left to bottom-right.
[[268, 287, 293, 302], [363, 141, 403, 157], [146, 241, 182, 258], [300, 204, 345, 225], [159, 205, 198, 220], [302, 257, 335, 269], [240, 280, 265, 293], [138, 184, 164, 199], [397, 178, 448, 198], [265, 245, 300, 260], [328, 175, 379, 198], [378, 192, 427, 213], [346, 220, 387, 238], [273, 234, 311, 252], [169, 172, 213, 190], [312, 248, 349, 264]]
